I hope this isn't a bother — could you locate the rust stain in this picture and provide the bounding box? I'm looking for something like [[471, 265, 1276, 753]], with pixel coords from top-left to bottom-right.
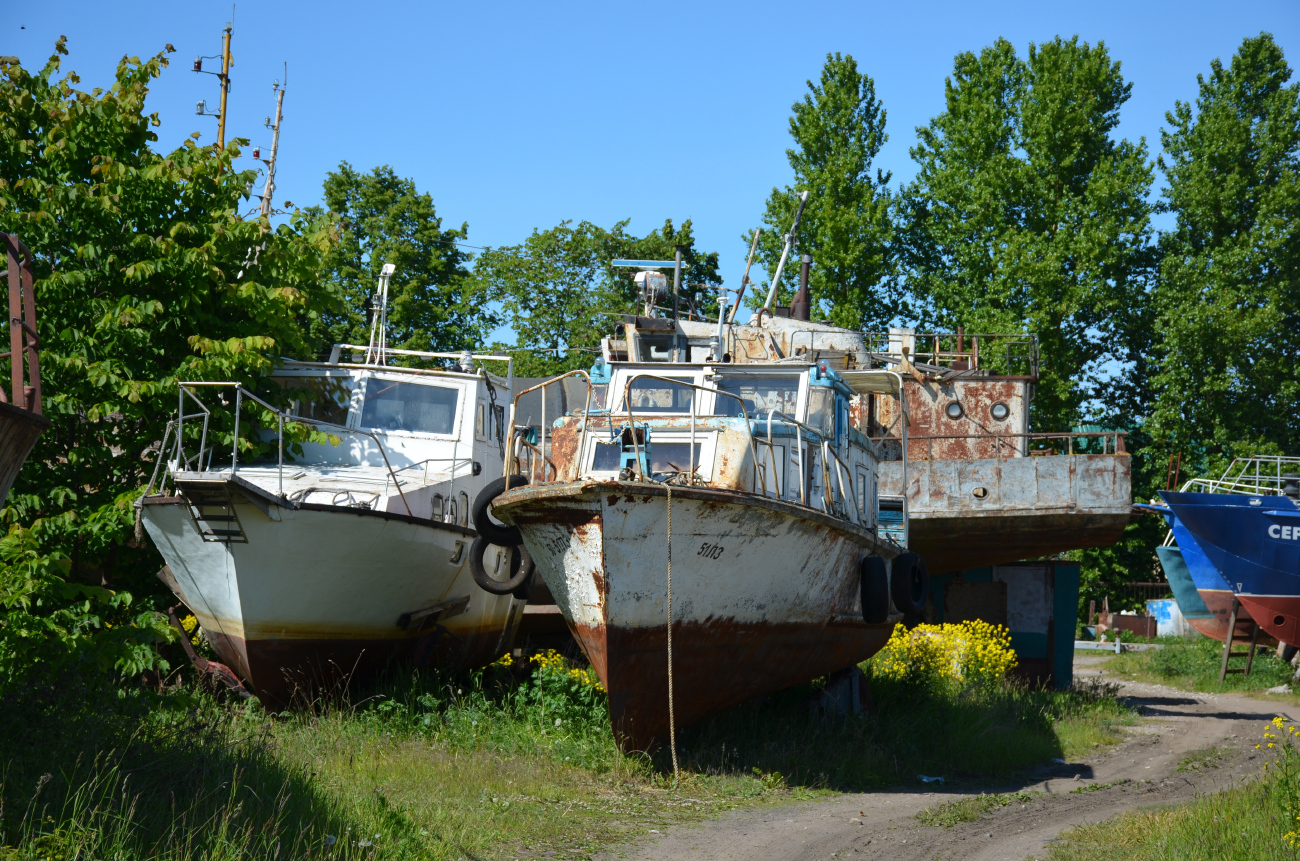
[[579, 619, 893, 752]]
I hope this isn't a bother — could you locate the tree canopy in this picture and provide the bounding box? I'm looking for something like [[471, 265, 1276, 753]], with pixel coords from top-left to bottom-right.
[[898, 37, 1157, 431], [751, 53, 896, 330], [1149, 33, 1300, 472], [474, 218, 720, 376], [0, 39, 338, 681], [306, 163, 485, 359]]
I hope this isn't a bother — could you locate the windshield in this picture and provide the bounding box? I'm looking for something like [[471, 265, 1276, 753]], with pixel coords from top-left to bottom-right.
[[361, 380, 459, 434], [626, 376, 696, 414], [274, 375, 351, 426], [714, 374, 801, 418]]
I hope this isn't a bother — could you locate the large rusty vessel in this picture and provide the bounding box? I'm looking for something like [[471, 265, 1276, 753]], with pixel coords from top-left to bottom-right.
[[490, 347, 921, 750]]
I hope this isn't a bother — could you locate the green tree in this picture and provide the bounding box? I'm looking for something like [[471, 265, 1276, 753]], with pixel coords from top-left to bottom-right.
[[307, 163, 485, 359], [751, 52, 895, 329], [0, 40, 338, 681], [899, 37, 1157, 432], [475, 218, 720, 376], [1149, 33, 1300, 474]]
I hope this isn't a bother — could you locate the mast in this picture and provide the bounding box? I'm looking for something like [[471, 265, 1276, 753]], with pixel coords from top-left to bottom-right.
[[259, 72, 286, 217]]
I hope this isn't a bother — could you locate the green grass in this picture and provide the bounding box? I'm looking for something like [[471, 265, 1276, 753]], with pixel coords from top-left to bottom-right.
[[917, 790, 1040, 827], [1039, 778, 1298, 861], [1177, 747, 1229, 773], [1102, 635, 1299, 695], [0, 656, 1138, 860]]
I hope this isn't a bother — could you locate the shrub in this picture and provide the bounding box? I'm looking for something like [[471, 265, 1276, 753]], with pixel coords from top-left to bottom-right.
[[871, 620, 1017, 690]]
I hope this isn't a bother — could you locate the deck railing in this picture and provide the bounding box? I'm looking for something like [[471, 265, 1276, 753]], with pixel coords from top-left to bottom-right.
[[871, 430, 1127, 461], [145, 382, 413, 516]]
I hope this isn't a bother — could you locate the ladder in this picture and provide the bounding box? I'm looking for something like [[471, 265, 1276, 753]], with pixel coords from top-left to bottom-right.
[[177, 479, 247, 543], [1219, 597, 1259, 681]]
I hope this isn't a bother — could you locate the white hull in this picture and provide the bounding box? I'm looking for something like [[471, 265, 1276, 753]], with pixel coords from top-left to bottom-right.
[[142, 493, 522, 706]]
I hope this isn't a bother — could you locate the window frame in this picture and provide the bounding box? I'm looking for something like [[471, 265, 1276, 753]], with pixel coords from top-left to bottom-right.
[[357, 375, 466, 440]]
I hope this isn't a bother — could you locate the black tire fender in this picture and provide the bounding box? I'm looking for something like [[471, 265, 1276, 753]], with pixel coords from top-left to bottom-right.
[[472, 474, 527, 545], [860, 555, 890, 624], [890, 552, 930, 616], [468, 534, 534, 595]]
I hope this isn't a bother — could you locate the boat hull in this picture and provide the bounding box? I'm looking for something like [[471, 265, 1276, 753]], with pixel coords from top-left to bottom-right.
[[879, 455, 1131, 574], [141, 495, 522, 708], [493, 481, 900, 751], [1161, 491, 1300, 646]]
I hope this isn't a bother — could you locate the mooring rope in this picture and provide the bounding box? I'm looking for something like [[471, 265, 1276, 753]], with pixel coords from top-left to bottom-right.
[[666, 481, 679, 780]]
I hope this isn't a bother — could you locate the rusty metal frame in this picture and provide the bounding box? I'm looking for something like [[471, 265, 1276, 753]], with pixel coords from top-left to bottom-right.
[[876, 430, 1127, 461], [0, 234, 42, 414], [505, 370, 596, 481], [172, 382, 413, 516], [861, 330, 1038, 378]]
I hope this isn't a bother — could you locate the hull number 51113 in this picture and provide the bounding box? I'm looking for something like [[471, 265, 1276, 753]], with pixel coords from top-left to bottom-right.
[[698, 542, 725, 560]]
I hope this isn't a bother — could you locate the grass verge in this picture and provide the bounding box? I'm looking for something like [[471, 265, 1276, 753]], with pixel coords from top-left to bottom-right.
[[1100, 635, 1298, 695], [1039, 779, 1293, 860], [1, 654, 1137, 860], [918, 790, 1040, 827]]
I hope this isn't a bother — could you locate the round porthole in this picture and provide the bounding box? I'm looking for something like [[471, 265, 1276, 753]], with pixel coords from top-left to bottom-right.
[[990, 402, 1010, 421], [1277, 615, 1287, 626], [972, 486, 989, 499], [945, 401, 964, 420]]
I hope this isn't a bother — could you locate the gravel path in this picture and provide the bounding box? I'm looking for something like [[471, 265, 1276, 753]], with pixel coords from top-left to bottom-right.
[[600, 656, 1299, 861]]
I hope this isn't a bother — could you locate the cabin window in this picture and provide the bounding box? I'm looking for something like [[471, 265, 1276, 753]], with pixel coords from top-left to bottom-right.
[[714, 374, 800, 418], [806, 388, 835, 439], [492, 405, 506, 442], [476, 402, 487, 439], [626, 376, 695, 414], [591, 441, 622, 473], [360, 380, 459, 435], [275, 376, 351, 426], [649, 442, 703, 476]]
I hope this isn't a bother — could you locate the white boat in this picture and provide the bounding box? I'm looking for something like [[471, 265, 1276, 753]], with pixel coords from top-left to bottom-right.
[[489, 359, 921, 751], [139, 268, 529, 707]]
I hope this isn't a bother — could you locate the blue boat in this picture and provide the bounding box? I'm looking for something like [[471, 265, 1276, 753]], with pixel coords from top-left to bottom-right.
[[1161, 485, 1300, 645], [1137, 502, 1267, 642]]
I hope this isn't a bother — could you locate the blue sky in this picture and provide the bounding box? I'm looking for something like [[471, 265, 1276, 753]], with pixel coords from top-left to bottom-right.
[[7, 1, 1298, 329]]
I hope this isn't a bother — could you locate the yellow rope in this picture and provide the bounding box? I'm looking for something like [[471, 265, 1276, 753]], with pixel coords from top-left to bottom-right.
[[667, 482, 678, 780]]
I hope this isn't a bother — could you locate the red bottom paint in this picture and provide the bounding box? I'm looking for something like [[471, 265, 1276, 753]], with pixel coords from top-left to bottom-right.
[[1190, 590, 1276, 646], [1236, 595, 1300, 648]]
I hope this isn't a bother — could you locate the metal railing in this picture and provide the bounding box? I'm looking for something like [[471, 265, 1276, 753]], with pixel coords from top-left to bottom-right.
[[861, 330, 1038, 377], [871, 430, 1127, 461], [147, 382, 413, 516]]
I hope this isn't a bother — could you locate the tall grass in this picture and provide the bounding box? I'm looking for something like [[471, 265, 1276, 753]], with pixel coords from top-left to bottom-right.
[[1105, 635, 1296, 693], [1, 652, 1136, 860]]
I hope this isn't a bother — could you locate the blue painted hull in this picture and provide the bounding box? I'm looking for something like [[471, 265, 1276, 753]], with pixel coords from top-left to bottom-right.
[[1160, 491, 1300, 644]]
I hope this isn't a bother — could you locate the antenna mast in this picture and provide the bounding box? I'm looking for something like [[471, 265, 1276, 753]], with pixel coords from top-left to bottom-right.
[[258, 69, 286, 217], [193, 16, 235, 150], [365, 264, 397, 366], [761, 191, 810, 312]]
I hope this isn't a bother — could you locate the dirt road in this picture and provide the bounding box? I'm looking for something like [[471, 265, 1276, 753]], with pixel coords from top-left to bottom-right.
[[604, 656, 1299, 861]]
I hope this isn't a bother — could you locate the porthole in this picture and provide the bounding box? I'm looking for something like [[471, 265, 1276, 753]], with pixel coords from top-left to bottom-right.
[[945, 401, 964, 420], [972, 486, 989, 499], [990, 402, 1010, 422]]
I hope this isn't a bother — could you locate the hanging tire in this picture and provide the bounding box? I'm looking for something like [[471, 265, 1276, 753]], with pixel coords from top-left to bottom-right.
[[472, 474, 527, 546], [860, 555, 890, 624], [890, 552, 930, 616], [468, 534, 534, 595]]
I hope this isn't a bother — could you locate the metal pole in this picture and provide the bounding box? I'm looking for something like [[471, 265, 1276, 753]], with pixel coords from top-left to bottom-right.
[[277, 413, 283, 496], [760, 191, 809, 312], [260, 79, 285, 217], [729, 228, 761, 323], [231, 386, 241, 474], [217, 26, 232, 149]]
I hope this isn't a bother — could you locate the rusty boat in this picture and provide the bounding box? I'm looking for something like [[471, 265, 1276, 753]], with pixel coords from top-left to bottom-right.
[[654, 317, 1132, 576], [488, 346, 924, 750], [139, 268, 529, 706], [0, 235, 50, 497]]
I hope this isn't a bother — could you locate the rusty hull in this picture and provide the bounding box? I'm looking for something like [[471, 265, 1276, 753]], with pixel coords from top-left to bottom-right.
[[494, 480, 900, 751], [880, 454, 1132, 574]]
